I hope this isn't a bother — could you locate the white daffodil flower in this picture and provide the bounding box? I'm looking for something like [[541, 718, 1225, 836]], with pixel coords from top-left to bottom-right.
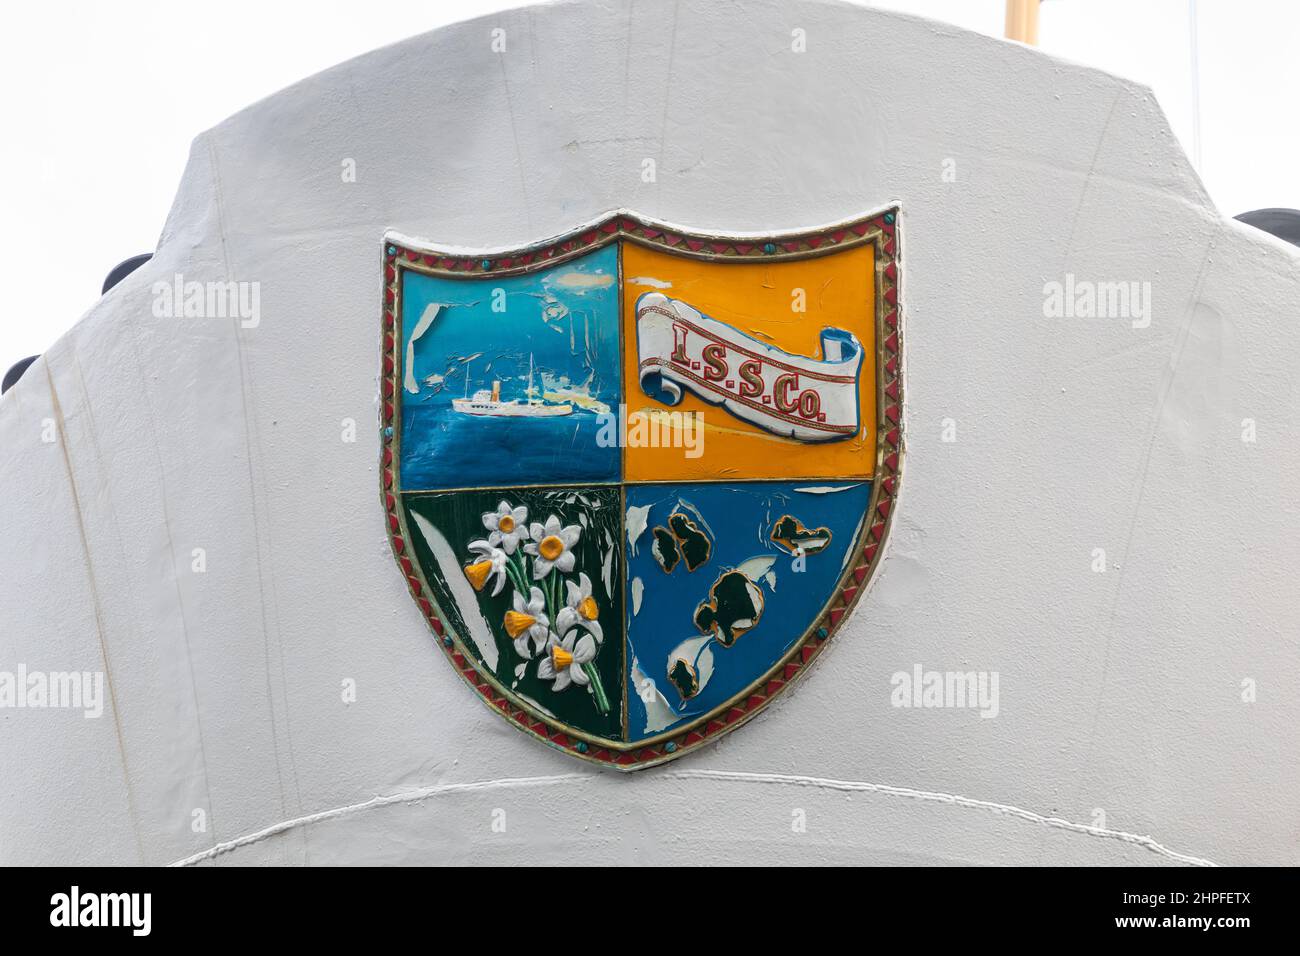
[[482, 500, 530, 555], [525, 514, 581, 579], [555, 571, 603, 645], [503, 586, 550, 658], [537, 630, 597, 692], [464, 540, 508, 597]]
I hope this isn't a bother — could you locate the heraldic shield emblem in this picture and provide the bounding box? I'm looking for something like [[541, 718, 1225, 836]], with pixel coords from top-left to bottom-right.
[[380, 208, 902, 769]]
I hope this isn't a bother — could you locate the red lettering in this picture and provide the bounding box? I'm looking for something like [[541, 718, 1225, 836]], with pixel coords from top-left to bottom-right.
[[702, 343, 728, 382], [670, 324, 689, 364], [773, 373, 799, 413]]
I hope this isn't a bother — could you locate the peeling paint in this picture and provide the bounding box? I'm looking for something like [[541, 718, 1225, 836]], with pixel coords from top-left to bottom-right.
[[629, 651, 680, 734], [410, 513, 498, 671], [625, 503, 652, 556], [404, 303, 445, 394]]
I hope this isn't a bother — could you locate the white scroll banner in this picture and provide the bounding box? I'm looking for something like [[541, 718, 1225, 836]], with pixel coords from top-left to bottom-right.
[[635, 292, 864, 443]]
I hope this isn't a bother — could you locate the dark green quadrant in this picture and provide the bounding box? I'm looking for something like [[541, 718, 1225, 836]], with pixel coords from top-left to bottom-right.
[[403, 486, 624, 741]]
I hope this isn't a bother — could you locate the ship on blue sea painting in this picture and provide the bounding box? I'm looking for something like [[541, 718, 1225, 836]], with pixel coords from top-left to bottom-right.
[[399, 245, 622, 489]]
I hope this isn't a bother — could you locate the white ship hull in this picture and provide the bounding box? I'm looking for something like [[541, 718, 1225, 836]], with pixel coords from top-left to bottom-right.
[[452, 398, 573, 417]]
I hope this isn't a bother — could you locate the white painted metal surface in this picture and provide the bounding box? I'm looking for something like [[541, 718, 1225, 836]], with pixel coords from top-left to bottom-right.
[[1, 0, 1296, 865]]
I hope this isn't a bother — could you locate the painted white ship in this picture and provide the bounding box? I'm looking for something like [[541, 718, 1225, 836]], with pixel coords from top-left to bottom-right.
[[451, 356, 573, 418]]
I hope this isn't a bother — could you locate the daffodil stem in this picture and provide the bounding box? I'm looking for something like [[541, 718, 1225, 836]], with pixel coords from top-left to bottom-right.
[[511, 551, 529, 586], [583, 662, 611, 715], [549, 574, 562, 623], [503, 559, 529, 596], [538, 573, 553, 624]]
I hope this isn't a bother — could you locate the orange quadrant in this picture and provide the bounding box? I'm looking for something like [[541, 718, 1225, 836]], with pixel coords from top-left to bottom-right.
[[621, 242, 876, 482]]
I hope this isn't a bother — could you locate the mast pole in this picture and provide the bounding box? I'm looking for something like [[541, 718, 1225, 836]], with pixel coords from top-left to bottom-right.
[[1005, 0, 1039, 44]]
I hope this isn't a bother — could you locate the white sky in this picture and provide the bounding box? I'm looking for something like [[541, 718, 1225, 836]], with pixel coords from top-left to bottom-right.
[[1, 0, 1297, 369]]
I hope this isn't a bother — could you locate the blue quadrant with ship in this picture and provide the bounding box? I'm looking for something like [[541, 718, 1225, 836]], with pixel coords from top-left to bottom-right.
[[399, 245, 622, 489]]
